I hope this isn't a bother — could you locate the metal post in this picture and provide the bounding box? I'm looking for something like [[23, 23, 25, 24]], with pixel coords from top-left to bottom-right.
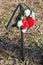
[[6, 3, 20, 28], [21, 31, 24, 61], [20, 4, 24, 61], [6, 3, 25, 61]]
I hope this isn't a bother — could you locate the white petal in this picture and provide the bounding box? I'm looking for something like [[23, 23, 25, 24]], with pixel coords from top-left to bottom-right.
[[22, 29, 27, 33], [24, 9, 30, 17], [30, 11, 35, 20], [17, 20, 23, 28]]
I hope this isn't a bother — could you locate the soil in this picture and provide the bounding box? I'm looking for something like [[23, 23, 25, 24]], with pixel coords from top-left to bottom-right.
[[0, 0, 43, 65]]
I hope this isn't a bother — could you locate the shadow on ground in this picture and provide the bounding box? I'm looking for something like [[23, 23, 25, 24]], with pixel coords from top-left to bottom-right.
[[0, 35, 43, 65]]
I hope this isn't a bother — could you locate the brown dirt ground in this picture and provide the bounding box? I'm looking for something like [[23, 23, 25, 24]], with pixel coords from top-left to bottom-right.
[[0, 0, 43, 65]]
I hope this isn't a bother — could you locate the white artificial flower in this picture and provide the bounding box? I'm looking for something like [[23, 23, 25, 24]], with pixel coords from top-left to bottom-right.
[[17, 20, 23, 28], [30, 11, 35, 20], [22, 29, 27, 33], [24, 9, 30, 17]]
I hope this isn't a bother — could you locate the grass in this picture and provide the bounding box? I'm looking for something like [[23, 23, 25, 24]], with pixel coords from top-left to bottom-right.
[[2, 53, 9, 60]]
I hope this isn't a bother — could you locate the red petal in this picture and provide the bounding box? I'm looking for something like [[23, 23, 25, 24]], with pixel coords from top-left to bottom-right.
[[21, 18, 29, 29], [21, 17, 35, 29], [27, 17, 35, 28]]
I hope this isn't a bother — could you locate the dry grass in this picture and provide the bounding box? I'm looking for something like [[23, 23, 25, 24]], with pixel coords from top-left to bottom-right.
[[0, 0, 43, 65]]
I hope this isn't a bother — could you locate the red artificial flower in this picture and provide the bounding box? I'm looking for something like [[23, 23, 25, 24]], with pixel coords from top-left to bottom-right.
[[21, 17, 35, 29]]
